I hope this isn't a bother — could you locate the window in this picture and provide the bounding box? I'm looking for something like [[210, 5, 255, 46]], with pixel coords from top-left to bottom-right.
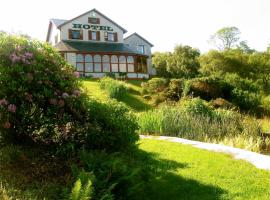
[[89, 31, 100, 41], [85, 54, 93, 72], [127, 56, 135, 72], [119, 56, 127, 72], [108, 33, 114, 42], [76, 54, 84, 72], [137, 45, 145, 54], [93, 55, 102, 72], [92, 32, 97, 40], [102, 55, 110, 72], [69, 30, 82, 39], [88, 17, 100, 24], [111, 55, 118, 72]]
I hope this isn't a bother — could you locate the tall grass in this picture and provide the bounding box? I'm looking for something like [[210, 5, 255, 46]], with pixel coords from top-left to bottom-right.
[[138, 99, 269, 153], [100, 77, 128, 100]]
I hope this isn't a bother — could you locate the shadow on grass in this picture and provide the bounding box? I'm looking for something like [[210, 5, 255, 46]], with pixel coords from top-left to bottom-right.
[[126, 149, 227, 200], [0, 145, 227, 200], [120, 93, 152, 111]]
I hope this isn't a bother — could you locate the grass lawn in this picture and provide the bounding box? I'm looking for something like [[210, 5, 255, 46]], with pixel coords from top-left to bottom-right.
[[139, 139, 270, 200], [1, 139, 269, 199], [82, 78, 153, 112]]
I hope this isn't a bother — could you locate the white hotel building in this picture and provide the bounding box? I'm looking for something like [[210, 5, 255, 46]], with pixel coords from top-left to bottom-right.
[[46, 9, 154, 79]]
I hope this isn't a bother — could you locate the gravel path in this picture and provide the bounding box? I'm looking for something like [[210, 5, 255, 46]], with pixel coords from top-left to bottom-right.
[[141, 135, 270, 171]]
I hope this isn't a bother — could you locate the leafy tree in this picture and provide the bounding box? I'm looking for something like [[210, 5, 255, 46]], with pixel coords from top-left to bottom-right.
[[199, 49, 249, 77], [210, 26, 241, 50], [237, 41, 255, 54], [152, 52, 171, 77], [166, 45, 200, 78]]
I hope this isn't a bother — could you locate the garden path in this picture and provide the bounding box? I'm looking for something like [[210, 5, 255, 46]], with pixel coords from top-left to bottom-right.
[[141, 135, 270, 170]]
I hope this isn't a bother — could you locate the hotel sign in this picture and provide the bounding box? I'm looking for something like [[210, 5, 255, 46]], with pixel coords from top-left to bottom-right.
[[72, 23, 114, 31]]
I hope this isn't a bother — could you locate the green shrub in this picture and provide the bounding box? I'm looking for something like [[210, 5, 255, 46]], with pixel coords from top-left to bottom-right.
[[178, 97, 216, 119], [0, 33, 87, 146], [165, 79, 184, 101], [100, 77, 128, 100], [231, 88, 261, 111], [141, 78, 168, 94], [0, 33, 138, 154], [83, 99, 139, 151], [210, 98, 235, 109], [183, 76, 231, 101], [261, 96, 270, 115]]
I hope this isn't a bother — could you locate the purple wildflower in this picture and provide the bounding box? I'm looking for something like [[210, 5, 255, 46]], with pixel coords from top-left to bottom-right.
[[72, 89, 81, 97], [0, 99, 9, 106], [9, 52, 20, 64], [8, 104, 16, 113], [73, 71, 80, 78], [24, 52, 33, 59], [62, 93, 69, 99]]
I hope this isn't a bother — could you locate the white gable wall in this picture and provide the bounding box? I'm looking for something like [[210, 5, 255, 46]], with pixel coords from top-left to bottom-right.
[[60, 11, 124, 43], [48, 23, 61, 46]]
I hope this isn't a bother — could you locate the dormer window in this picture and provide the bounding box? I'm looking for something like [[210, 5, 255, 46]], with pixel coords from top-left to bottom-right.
[[69, 29, 83, 40], [88, 17, 100, 24]]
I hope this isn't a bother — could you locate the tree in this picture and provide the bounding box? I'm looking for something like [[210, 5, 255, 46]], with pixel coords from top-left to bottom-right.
[[237, 41, 255, 54], [152, 52, 171, 77], [210, 26, 241, 50], [166, 45, 200, 78]]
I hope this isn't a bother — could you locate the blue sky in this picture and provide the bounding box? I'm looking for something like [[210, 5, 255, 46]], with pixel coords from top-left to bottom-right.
[[0, 0, 269, 52]]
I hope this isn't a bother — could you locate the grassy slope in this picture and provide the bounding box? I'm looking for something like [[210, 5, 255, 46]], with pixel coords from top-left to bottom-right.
[[82, 79, 153, 112], [1, 139, 269, 200], [139, 139, 270, 200]]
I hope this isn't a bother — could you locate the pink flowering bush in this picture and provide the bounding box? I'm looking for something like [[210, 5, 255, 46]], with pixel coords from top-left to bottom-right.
[[0, 33, 139, 152]]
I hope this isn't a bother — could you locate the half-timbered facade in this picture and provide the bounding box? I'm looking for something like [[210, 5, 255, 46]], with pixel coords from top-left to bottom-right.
[[46, 9, 154, 79]]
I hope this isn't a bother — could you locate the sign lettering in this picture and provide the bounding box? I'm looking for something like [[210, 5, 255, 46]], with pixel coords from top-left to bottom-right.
[[72, 23, 114, 32]]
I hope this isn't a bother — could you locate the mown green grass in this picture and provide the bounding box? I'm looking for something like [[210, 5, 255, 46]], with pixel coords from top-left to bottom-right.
[[139, 139, 270, 200], [1, 139, 269, 200], [82, 78, 152, 112]]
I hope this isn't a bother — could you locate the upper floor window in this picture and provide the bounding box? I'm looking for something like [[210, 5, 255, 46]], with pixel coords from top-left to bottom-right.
[[69, 29, 83, 40], [137, 45, 145, 54], [89, 31, 100, 41], [105, 32, 118, 42], [88, 17, 100, 24]]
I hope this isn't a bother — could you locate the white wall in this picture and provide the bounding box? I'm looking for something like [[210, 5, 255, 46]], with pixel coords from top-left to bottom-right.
[[48, 23, 60, 46], [60, 10, 124, 43]]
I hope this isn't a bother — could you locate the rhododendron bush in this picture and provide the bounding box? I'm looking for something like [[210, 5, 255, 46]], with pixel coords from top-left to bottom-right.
[[0, 33, 138, 152]]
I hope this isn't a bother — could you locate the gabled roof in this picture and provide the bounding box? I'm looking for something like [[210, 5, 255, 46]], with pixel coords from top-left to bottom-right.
[[57, 8, 127, 33], [55, 40, 147, 56], [124, 32, 154, 47], [50, 18, 68, 27]]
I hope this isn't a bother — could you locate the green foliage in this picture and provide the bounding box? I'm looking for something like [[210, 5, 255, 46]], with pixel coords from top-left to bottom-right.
[[100, 77, 128, 100], [183, 76, 231, 101], [141, 78, 168, 94], [84, 99, 139, 151], [165, 79, 184, 101], [0, 32, 87, 147], [210, 26, 241, 50], [70, 172, 94, 200], [167, 45, 200, 78], [138, 98, 268, 152], [0, 33, 139, 154], [152, 52, 171, 77]]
